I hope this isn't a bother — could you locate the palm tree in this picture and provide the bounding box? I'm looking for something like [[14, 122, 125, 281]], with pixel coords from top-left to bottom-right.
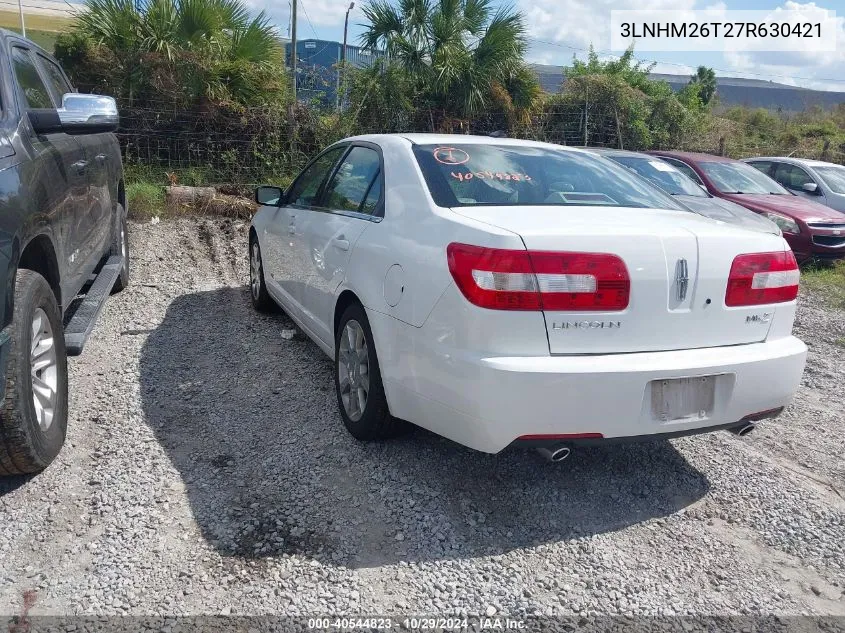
[[74, 0, 281, 103], [359, 0, 539, 124], [688, 66, 717, 106]]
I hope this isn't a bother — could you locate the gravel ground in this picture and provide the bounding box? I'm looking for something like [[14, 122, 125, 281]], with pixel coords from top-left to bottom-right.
[[0, 217, 843, 618]]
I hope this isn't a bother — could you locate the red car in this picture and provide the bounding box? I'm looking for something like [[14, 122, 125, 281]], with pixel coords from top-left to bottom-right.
[[648, 151, 845, 261]]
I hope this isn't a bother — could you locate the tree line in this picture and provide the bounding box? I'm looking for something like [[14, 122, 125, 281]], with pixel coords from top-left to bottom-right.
[[54, 0, 845, 185]]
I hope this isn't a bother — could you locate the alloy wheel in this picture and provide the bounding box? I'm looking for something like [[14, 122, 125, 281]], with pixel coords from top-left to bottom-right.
[[250, 242, 262, 299], [338, 319, 369, 421], [30, 308, 58, 432]]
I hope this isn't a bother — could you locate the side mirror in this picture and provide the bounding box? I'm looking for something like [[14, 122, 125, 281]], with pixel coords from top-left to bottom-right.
[[256, 185, 284, 206], [30, 94, 119, 135], [802, 182, 819, 194], [58, 94, 118, 134]]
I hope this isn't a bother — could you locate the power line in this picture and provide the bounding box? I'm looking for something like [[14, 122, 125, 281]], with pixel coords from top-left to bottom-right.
[[526, 37, 845, 86], [298, 0, 320, 40]]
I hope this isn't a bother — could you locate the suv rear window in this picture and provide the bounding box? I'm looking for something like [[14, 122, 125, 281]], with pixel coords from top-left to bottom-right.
[[412, 144, 682, 210]]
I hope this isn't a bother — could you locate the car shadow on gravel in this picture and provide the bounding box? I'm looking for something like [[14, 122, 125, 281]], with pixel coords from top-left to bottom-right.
[[140, 286, 711, 569]]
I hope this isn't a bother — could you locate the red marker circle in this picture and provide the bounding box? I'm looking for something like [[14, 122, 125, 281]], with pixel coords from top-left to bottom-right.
[[433, 147, 470, 165]]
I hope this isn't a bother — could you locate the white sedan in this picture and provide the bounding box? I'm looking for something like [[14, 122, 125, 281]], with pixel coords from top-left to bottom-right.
[[249, 134, 807, 461]]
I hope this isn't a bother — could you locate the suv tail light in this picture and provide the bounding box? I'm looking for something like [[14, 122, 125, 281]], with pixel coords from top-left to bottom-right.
[[725, 251, 799, 307], [446, 243, 630, 311]]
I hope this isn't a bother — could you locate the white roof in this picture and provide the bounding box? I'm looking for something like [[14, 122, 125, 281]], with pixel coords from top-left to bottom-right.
[[747, 156, 844, 169], [342, 133, 585, 152]]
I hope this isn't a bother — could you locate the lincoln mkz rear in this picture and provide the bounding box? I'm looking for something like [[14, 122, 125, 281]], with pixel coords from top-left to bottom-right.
[[250, 135, 807, 460]]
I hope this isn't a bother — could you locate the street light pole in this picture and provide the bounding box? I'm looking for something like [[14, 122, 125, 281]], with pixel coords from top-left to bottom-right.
[[337, 1, 354, 112]]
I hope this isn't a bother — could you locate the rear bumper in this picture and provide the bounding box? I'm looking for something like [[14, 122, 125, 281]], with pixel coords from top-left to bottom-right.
[[381, 333, 807, 454]]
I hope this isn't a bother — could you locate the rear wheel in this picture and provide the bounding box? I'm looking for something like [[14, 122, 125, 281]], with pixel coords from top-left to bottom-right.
[[334, 302, 400, 440], [0, 270, 68, 475]]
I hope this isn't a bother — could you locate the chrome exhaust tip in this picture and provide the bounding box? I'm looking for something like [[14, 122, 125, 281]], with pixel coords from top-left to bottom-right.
[[537, 445, 571, 463], [729, 422, 756, 437]]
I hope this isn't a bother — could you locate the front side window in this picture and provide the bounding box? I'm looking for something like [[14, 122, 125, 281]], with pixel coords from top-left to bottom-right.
[[747, 161, 775, 177], [698, 161, 789, 195], [287, 147, 345, 207], [11, 47, 53, 109], [321, 146, 381, 214], [413, 144, 683, 210], [815, 165, 845, 194], [610, 155, 707, 197], [37, 54, 72, 103], [774, 163, 814, 191]]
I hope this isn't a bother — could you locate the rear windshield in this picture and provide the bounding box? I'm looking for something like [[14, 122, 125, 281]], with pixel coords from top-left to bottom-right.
[[412, 144, 684, 210], [609, 155, 708, 197]]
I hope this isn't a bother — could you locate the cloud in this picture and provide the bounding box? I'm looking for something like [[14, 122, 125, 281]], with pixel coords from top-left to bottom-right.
[[720, 1, 845, 91], [244, 0, 365, 36], [519, 0, 697, 51]]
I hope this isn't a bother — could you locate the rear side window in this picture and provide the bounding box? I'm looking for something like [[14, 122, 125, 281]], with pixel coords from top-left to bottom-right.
[[413, 144, 683, 210], [11, 47, 53, 109], [288, 147, 345, 207], [321, 146, 381, 214], [37, 54, 72, 102]]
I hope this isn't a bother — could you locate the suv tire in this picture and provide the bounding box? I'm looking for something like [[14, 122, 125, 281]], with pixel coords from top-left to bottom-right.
[[0, 269, 68, 475]]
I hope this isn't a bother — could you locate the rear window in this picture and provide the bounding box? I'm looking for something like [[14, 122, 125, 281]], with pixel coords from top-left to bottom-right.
[[412, 144, 682, 210]]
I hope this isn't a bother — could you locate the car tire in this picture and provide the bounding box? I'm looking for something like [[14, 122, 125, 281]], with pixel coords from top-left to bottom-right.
[[0, 269, 68, 475], [334, 302, 401, 441], [249, 236, 274, 312], [110, 204, 129, 293]]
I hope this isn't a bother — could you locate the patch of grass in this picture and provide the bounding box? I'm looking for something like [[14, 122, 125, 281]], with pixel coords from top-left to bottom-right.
[[836, 337, 845, 348], [0, 10, 74, 32], [801, 260, 845, 309], [126, 181, 165, 220]]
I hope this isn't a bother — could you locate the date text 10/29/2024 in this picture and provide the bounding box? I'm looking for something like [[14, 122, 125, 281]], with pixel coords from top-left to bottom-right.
[[307, 617, 528, 630]]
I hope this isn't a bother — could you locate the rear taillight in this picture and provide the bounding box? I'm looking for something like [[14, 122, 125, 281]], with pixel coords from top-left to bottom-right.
[[725, 251, 799, 307], [446, 243, 630, 311]]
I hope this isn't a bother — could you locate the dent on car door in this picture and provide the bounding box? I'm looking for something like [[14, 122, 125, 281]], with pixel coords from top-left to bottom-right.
[[38, 52, 112, 261], [264, 146, 345, 311], [9, 45, 89, 298], [297, 145, 381, 346]]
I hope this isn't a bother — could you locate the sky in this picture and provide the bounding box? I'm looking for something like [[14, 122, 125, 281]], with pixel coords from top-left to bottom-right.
[[245, 0, 845, 93]]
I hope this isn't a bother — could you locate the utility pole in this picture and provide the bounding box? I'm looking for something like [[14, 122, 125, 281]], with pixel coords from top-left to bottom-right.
[[338, 1, 354, 112], [291, 0, 298, 103], [17, 0, 25, 38]]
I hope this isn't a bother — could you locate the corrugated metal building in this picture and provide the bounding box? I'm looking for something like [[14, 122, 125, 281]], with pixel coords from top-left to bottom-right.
[[286, 39, 383, 105]]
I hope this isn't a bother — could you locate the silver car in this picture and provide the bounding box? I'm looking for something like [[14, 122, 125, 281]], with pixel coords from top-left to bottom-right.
[[744, 157, 845, 213], [587, 148, 780, 234]]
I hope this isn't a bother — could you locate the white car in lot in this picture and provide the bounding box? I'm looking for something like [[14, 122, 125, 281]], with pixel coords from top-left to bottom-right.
[[249, 135, 807, 461]]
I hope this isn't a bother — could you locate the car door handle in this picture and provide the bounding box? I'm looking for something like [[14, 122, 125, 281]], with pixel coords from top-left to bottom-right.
[[332, 238, 350, 251], [72, 160, 87, 175]]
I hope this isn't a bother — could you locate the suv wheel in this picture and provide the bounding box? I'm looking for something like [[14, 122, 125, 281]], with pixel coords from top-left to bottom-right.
[[334, 302, 402, 440], [111, 204, 129, 293], [0, 270, 68, 475]]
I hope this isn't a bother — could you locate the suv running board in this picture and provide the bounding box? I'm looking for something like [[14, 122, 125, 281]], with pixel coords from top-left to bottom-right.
[[64, 255, 124, 356]]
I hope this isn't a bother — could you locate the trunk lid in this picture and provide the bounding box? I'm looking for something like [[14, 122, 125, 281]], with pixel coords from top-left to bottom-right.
[[453, 205, 790, 354]]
